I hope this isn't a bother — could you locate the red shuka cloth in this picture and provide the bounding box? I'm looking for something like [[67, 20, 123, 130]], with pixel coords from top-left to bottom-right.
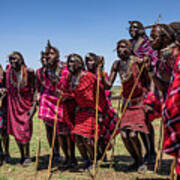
[[120, 61, 149, 133], [6, 65, 34, 143], [162, 53, 180, 174], [68, 71, 108, 138]]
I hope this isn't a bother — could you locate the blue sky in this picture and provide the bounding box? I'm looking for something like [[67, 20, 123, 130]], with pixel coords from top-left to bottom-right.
[[0, 0, 180, 83]]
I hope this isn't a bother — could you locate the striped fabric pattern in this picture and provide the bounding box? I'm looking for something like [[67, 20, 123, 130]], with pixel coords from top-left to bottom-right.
[[71, 71, 108, 138], [162, 53, 180, 170], [38, 65, 69, 133]]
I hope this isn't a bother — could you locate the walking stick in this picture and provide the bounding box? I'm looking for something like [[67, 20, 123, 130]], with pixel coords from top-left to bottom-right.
[[170, 158, 177, 180], [0, 93, 5, 108], [154, 118, 163, 172], [34, 114, 42, 177], [93, 63, 145, 179], [0, 98, 2, 108], [93, 65, 101, 178], [47, 97, 61, 180]]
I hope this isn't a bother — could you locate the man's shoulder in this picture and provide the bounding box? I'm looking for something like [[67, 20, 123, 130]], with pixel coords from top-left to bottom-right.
[[81, 71, 96, 81], [112, 60, 120, 71]]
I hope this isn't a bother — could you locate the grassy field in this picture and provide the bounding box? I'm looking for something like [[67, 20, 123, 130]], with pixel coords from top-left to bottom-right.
[[0, 87, 173, 180]]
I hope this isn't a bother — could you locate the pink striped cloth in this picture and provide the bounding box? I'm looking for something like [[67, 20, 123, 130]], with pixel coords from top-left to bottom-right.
[[38, 66, 69, 128]]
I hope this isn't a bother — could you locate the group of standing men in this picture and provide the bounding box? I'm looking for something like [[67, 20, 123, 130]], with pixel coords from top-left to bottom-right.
[[1, 20, 180, 179]]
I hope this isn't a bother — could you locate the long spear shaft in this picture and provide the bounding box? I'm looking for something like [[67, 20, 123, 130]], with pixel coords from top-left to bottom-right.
[[34, 115, 42, 177], [47, 98, 61, 180], [93, 65, 101, 179]]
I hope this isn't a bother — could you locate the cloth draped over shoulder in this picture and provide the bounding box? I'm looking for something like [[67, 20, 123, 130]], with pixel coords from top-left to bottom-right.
[[163, 53, 180, 155], [38, 65, 69, 134], [132, 36, 158, 90], [64, 71, 108, 138], [162, 53, 180, 174], [6, 65, 34, 143], [132, 36, 161, 122]]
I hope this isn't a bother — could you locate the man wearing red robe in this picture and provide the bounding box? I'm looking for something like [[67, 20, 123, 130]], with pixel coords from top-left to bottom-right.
[[62, 54, 108, 169], [6, 52, 35, 165]]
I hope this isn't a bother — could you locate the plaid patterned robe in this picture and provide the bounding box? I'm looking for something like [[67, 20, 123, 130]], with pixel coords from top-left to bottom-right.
[[64, 71, 108, 138], [37, 65, 69, 134], [98, 73, 120, 148], [162, 53, 180, 174]]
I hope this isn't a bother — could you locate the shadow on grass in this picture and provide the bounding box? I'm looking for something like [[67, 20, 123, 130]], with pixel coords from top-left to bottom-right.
[[4, 157, 21, 165], [155, 159, 172, 176], [34, 154, 61, 170], [103, 155, 172, 177], [34, 155, 84, 171], [141, 159, 172, 177]]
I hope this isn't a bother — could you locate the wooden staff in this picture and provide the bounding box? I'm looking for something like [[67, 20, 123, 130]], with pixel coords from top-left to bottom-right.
[[47, 98, 61, 180], [0, 92, 6, 108], [93, 65, 101, 179], [34, 114, 42, 177], [170, 159, 177, 180], [93, 63, 145, 179], [0, 97, 3, 108], [154, 118, 164, 172]]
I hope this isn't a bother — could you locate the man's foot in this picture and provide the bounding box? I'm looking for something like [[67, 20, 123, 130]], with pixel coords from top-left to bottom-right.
[[4, 154, 11, 163], [137, 164, 148, 173], [21, 156, 32, 166]]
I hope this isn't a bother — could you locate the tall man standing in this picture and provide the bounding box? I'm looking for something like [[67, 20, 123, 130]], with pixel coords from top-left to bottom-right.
[[6, 52, 36, 165], [101, 39, 150, 170], [129, 21, 160, 164]]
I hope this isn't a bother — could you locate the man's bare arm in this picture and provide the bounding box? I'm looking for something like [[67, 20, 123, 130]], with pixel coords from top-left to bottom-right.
[[101, 60, 119, 89]]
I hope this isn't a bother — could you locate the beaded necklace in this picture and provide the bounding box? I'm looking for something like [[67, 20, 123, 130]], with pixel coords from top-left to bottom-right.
[[9, 65, 28, 89], [119, 56, 134, 83], [46, 64, 62, 86], [70, 71, 86, 90]]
